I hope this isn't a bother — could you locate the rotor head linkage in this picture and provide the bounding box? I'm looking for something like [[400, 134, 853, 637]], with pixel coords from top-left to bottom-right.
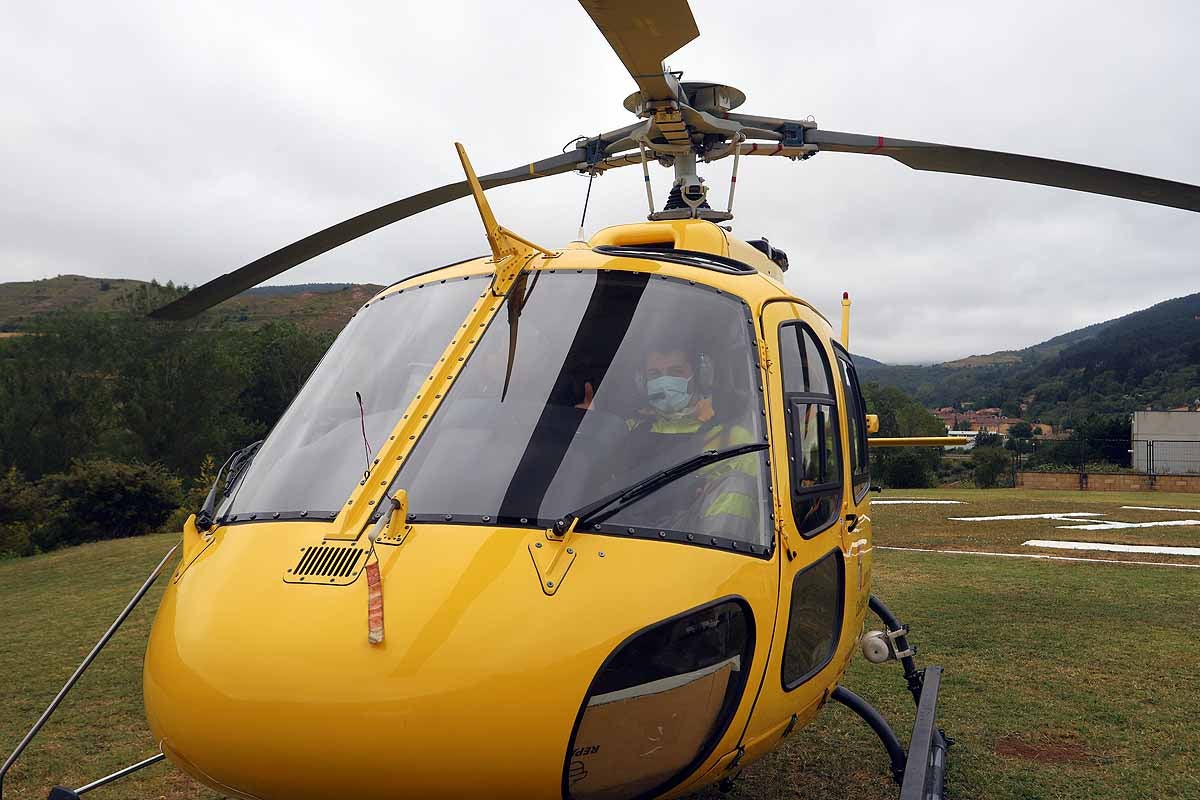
[[648, 150, 732, 223]]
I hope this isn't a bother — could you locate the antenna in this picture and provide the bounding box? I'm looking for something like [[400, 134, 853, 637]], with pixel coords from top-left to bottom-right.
[[841, 292, 852, 348]]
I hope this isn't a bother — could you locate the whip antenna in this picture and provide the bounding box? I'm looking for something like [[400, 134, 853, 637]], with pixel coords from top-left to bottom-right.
[[577, 171, 596, 241]]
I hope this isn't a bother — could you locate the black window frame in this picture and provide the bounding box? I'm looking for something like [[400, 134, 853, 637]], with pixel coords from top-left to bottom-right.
[[562, 595, 756, 800], [832, 344, 871, 502], [781, 548, 845, 691], [777, 321, 843, 538]]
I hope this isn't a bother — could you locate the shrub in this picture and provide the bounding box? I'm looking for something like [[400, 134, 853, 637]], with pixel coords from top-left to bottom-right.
[[971, 447, 1012, 489], [936, 458, 974, 487], [38, 459, 182, 547], [0, 467, 40, 557], [876, 449, 937, 488], [1025, 461, 1134, 474], [158, 453, 220, 533], [181, 454, 219, 513], [0, 521, 33, 559]]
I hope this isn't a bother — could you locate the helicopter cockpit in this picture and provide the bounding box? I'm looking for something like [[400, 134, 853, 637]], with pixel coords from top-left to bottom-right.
[[221, 268, 773, 552]]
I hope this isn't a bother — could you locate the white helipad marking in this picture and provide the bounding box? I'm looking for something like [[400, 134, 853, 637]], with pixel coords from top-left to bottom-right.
[[1055, 519, 1200, 531], [873, 500, 964, 505], [877, 545, 1200, 568], [949, 512, 1103, 521], [1122, 505, 1200, 514], [1025, 539, 1200, 557]]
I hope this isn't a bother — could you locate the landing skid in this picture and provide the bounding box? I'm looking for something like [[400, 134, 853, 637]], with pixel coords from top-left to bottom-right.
[[833, 595, 951, 800]]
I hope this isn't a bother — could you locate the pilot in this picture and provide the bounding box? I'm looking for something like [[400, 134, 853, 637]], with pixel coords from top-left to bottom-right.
[[624, 343, 761, 543]]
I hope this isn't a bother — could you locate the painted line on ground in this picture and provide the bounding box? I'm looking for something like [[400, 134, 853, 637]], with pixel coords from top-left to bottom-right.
[[876, 545, 1200, 569], [873, 500, 964, 505], [1056, 519, 1200, 531], [949, 512, 1103, 521], [1122, 505, 1200, 514], [1025, 539, 1200, 556]]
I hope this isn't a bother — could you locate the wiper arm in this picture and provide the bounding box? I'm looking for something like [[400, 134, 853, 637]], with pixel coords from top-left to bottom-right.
[[500, 268, 540, 401], [552, 442, 769, 535], [195, 440, 263, 531]]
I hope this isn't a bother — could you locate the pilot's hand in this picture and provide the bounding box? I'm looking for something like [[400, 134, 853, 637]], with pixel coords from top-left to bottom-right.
[[575, 381, 594, 410]]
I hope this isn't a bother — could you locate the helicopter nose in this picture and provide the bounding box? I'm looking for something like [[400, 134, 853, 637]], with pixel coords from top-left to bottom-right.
[[144, 522, 760, 800]]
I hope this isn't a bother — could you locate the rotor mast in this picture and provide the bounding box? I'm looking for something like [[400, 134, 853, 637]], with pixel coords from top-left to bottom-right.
[[624, 82, 749, 223]]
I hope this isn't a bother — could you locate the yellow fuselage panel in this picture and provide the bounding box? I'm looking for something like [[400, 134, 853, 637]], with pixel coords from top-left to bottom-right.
[[145, 229, 865, 799], [144, 522, 777, 799]]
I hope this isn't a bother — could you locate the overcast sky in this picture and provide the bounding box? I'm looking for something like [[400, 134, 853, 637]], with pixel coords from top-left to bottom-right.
[[2, 0, 1197, 362]]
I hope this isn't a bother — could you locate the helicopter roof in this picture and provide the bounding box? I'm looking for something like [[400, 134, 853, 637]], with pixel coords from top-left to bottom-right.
[[364, 219, 832, 329]]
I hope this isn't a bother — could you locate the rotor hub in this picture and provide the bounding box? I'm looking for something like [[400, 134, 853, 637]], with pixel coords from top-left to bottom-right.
[[622, 81, 747, 118]]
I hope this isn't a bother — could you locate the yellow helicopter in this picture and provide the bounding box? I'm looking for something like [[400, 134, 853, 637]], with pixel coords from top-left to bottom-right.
[[5, 2, 1200, 800]]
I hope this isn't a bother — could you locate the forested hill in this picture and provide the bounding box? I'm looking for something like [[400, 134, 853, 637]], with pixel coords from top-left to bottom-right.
[[0, 275, 383, 333], [3, 276, 1195, 430], [857, 292, 1200, 426]]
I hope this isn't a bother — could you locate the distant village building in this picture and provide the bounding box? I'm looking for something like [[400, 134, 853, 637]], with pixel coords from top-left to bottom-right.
[[931, 407, 1055, 437]]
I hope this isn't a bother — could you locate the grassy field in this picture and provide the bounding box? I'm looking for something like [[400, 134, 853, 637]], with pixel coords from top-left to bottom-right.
[[2, 489, 1199, 799]]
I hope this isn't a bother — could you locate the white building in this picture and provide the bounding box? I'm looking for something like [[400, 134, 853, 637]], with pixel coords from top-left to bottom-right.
[[1132, 411, 1200, 475], [944, 430, 979, 451]]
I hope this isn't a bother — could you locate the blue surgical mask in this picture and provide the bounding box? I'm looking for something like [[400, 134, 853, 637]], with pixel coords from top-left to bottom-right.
[[646, 375, 692, 414]]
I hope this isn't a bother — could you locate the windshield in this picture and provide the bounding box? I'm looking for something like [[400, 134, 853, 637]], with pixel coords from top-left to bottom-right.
[[224, 275, 482, 518], [389, 270, 772, 550]]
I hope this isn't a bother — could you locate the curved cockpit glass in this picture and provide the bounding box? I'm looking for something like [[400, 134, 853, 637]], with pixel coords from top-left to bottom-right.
[[227, 269, 771, 549], [224, 277, 481, 517]]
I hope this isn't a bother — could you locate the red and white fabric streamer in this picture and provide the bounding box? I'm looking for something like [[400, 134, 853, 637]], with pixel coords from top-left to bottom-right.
[[366, 556, 384, 644]]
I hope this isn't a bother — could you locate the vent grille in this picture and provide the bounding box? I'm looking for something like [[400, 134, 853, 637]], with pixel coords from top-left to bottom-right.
[[284, 545, 366, 585]]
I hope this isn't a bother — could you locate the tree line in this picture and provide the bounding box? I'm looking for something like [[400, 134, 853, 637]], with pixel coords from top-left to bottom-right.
[[2, 283, 1046, 557], [0, 285, 332, 557]]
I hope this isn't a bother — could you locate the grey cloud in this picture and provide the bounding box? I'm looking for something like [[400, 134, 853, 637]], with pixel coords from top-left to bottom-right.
[[1, 0, 1196, 363]]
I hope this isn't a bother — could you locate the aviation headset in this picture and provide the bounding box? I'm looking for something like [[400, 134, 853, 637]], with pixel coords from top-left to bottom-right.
[[634, 350, 716, 397]]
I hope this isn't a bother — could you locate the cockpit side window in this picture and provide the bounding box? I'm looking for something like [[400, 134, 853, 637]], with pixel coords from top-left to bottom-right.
[[833, 347, 871, 501], [778, 322, 842, 537]]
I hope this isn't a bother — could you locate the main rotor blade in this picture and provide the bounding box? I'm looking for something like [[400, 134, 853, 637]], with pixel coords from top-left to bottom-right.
[[578, 0, 698, 101], [149, 151, 585, 320], [808, 129, 1200, 213]]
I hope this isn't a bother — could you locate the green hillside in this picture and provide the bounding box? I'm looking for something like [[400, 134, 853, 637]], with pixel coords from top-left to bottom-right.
[[0, 275, 146, 331], [858, 292, 1200, 424], [0, 275, 384, 334], [3, 276, 1195, 431]]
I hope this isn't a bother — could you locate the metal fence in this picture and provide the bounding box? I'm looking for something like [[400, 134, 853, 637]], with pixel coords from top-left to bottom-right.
[[1132, 439, 1200, 476], [1012, 438, 1200, 476]]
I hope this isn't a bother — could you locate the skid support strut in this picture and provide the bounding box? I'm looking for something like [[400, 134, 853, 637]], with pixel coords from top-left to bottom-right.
[[835, 594, 950, 800], [0, 545, 177, 799]]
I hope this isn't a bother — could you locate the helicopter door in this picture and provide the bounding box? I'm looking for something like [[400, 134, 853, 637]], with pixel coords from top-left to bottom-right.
[[727, 304, 853, 768]]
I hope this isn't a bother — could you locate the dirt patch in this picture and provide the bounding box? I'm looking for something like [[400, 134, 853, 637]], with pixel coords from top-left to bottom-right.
[[995, 732, 1092, 763]]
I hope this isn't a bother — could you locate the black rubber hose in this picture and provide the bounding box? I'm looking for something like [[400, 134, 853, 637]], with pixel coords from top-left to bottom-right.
[[831, 686, 907, 784]]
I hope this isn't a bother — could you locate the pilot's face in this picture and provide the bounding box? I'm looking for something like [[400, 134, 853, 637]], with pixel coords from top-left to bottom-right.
[[644, 350, 695, 382]]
